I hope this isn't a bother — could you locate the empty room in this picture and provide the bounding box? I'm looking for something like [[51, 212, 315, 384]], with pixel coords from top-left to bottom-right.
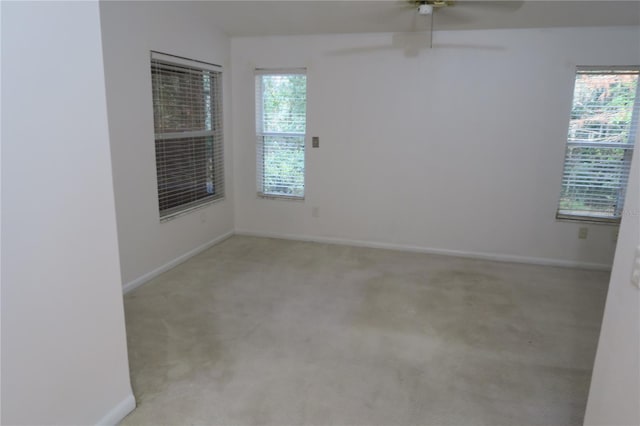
[[2, 1, 639, 425]]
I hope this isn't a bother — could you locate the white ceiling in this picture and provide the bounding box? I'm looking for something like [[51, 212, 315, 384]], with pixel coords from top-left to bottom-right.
[[203, 0, 640, 37]]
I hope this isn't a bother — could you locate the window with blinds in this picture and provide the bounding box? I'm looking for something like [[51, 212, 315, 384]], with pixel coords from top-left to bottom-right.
[[557, 67, 639, 223], [151, 52, 224, 220], [255, 69, 307, 199]]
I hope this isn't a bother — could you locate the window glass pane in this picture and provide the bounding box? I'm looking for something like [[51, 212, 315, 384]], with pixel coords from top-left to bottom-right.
[[261, 135, 305, 197], [559, 146, 632, 218], [557, 69, 638, 222], [152, 65, 210, 133], [256, 72, 307, 198], [261, 74, 307, 134], [570, 73, 637, 145], [155, 136, 219, 216], [151, 55, 224, 219]]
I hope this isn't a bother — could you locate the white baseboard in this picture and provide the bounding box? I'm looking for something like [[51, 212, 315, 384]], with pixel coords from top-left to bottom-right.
[[96, 393, 135, 426], [122, 230, 234, 294], [234, 229, 612, 271], [122, 228, 610, 294]]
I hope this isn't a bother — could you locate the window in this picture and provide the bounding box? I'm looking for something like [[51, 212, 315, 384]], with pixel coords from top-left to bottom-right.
[[255, 69, 307, 199], [557, 67, 639, 223], [150, 51, 224, 220]]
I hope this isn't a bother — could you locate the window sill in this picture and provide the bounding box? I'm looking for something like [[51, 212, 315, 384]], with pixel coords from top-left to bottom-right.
[[555, 213, 620, 226], [160, 196, 225, 223], [257, 192, 304, 201]]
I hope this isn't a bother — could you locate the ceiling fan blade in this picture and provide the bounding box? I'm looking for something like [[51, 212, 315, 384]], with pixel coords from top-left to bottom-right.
[[432, 42, 506, 50], [361, 0, 419, 33], [373, 0, 419, 18], [325, 45, 398, 57], [392, 32, 431, 50], [433, 7, 476, 24], [399, 0, 420, 10], [455, 0, 524, 12]]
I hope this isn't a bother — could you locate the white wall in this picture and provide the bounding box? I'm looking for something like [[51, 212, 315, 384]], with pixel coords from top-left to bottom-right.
[[99, 1, 234, 289], [1, 2, 134, 424], [584, 135, 640, 425], [232, 27, 640, 268]]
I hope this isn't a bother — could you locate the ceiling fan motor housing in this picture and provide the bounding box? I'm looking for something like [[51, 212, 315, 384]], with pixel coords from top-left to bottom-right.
[[416, 0, 453, 15], [418, 4, 433, 15]]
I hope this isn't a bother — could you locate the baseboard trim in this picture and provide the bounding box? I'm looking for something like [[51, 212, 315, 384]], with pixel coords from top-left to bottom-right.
[[234, 229, 612, 271], [122, 230, 235, 294], [96, 393, 135, 426]]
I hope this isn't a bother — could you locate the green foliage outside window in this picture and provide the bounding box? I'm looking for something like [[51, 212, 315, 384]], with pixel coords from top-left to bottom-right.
[[259, 74, 307, 197], [559, 71, 638, 220]]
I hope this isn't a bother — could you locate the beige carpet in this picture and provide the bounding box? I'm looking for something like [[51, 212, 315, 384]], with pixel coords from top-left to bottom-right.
[[120, 236, 608, 425]]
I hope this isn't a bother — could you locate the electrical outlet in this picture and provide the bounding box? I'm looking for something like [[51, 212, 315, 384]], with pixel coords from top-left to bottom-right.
[[578, 227, 588, 239], [632, 245, 640, 289], [312, 136, 320, 148], [312, 206, 320, 218]]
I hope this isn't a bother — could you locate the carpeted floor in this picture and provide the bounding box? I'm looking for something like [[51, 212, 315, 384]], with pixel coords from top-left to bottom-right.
[[120, 236, 608, 425]]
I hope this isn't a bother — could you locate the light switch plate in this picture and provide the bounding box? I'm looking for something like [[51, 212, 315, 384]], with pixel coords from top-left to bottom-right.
[[312, 136, 319, 148]]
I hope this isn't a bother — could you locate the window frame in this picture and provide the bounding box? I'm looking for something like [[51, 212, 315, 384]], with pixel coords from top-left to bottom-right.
[[556, 65, 640, 225], [255, 68, 307, 200], [150, 51, 225, 222]]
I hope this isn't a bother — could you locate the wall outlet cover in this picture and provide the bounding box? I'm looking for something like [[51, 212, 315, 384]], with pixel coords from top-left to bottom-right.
[[632, 245, 640, 288], [578, 227, 588, 239]]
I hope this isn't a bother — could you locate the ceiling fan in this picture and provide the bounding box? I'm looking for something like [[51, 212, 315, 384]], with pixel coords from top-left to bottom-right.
[[408, 0, 523, 48], [414, 0, 454, 16], [327, 1, 522, 57], [412, 1, 452, 47]]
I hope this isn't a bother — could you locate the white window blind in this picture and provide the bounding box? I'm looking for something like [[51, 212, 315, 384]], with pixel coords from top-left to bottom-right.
[[151, 51, 224, 220], [557, 67, 639, 223], [255, 69, 307, 199]]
